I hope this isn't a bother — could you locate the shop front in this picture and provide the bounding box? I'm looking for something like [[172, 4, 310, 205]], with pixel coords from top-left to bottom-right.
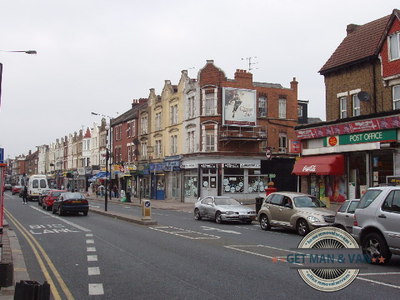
[[295, 118, 400, 209], [150, 163, 165, 200], [164, 156, 182, 201], [181, 157, 268, 202], [292, 154, 346, 208]]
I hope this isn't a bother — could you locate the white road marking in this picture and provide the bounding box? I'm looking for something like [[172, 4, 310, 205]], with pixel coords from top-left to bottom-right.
[[201, 226, 241, 235], [356, 276, 400, 290], [358, 272, 400, 276], [150, 226, 220, 240], [88, 267, 101, 276], [89, 205, 100, 208], [86, 239, 95, 244], [87, 255, 98, 262], [87, 247, 96, 252], [88, 283, 104, 295], [86, 233, 93, 237], [30, 206, 91, 232]]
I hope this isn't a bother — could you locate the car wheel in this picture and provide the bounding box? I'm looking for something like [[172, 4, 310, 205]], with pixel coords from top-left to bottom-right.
[[296, 219, 310, 236], [194, 208, 202, 220], [259, 214, 271, 230], [362, 232, 392, 264], [215, 212, 223, 224], [83, 211, 88, 216]]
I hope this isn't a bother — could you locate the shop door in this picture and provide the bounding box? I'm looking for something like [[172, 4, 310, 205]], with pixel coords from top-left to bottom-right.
[[201, 169, 218, 196]]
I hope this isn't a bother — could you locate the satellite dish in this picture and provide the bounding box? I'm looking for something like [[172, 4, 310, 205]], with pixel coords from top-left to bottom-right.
[[357, 91, 370, 101]]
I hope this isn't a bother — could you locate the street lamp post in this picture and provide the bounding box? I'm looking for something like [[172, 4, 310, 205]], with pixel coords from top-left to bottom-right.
[[0, 49, 37, 233], [91, 112, 113, 212]]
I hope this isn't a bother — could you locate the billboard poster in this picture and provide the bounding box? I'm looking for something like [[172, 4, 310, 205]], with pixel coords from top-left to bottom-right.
[[223, 88, 256, 126]]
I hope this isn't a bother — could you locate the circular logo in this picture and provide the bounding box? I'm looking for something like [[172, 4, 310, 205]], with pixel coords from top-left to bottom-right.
[[297, 227, 359, 292], [328, 136, 338, 146]]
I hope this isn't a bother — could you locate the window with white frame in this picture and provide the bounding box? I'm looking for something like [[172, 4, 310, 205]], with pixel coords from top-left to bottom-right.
[[278, 98, 286, 119], [258, 96, 267, 117], [140, 115, 148, 134], [170, 104, 178, 125], [170, 135, 178, 155], [127, 120, 135, 138], [389, 32, 400, 61], [352, 94, 361, 116], [394, 85, 400, 109], [155, 140, 162, 158], [155, 112, 162, 131], [205, 129, 215, 151], [340, 97, 347, 119], [141, 141, 148, 159], [187, 95, 195, 119], [187, 130, 195, 153], [279, 133, 287, 153], [204, 90, 216, 115]]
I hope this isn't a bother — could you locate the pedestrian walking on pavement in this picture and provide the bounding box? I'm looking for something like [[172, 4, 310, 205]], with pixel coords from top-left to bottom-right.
[[22, 186, 28, 204]]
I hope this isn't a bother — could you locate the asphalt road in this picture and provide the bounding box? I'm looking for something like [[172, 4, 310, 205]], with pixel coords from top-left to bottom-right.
[[3, 193, 400, 299]]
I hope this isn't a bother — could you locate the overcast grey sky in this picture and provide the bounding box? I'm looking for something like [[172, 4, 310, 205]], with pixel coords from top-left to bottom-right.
[[0, 0, 398, 159]]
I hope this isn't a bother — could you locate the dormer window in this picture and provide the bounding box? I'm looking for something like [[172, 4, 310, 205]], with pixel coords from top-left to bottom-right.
[[389, 32, 400, 61]]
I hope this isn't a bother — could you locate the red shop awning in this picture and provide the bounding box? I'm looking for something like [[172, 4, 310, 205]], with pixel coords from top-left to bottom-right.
[[292, 154, 344, 175]]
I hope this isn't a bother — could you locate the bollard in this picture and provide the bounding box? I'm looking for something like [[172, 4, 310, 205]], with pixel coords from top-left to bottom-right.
[[14, 280, 50, 300], [141, 200, 151, 220]]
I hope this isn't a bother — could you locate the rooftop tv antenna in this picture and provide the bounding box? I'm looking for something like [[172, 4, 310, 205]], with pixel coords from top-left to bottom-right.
[[241, 56, 258, 71]]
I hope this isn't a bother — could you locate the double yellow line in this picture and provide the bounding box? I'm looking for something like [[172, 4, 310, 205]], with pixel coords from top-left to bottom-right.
[[5, 209, 74, 300]]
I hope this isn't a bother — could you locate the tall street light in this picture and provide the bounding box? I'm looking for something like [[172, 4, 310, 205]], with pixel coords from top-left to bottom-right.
[[0, 49, 37, 109], [91, 112, 113, 212], [0, 49, 37, 233]]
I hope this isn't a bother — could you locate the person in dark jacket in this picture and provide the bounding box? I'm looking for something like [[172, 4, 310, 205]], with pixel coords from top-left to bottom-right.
[[22, 186, 28, 204]]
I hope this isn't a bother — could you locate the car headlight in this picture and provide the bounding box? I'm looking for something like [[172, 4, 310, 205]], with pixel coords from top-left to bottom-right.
[[307, 216, 321, 223], [224, 211, 235, 215]]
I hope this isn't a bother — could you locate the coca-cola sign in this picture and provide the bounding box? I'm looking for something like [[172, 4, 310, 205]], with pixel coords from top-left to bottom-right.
[[302, 165, 316, 173]]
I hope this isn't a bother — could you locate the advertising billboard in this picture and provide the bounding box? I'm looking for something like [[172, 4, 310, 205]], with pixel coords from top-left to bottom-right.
[[223, 88, 256, 126]]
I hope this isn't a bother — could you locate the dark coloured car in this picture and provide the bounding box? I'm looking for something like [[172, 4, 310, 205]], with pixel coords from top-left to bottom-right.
[[12, 185, 23, 195], [52, 192, 89, 216], [42, 190, 67, 211]]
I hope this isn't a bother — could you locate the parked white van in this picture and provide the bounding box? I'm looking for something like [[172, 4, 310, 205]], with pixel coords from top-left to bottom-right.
[[27, 175, 49, 201]]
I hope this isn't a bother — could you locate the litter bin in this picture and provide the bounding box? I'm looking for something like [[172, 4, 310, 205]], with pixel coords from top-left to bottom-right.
[[126, 191, 131, 202], [255, 197, 264, 214], [14, 280, 50, 300]]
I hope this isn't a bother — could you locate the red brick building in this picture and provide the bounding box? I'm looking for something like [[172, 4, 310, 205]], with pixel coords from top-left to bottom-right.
[[294, 9, 400, 207]]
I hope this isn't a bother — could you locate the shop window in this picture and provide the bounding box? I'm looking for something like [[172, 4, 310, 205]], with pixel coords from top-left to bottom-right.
[[372, 150, 393, 186], [247, 169, 269, 193], [223, 168, 244, 194]]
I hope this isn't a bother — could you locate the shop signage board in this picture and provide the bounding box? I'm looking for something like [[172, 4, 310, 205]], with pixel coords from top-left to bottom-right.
[[297, 115, 400, 140], [324, 129, 397, 146]]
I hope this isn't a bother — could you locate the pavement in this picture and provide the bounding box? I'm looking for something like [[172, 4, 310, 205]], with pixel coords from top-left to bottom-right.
[[1, 196, 255, 299]]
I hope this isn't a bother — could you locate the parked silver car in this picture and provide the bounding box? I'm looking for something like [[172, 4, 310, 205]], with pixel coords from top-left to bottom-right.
[[334, 199, 360, 233], [353, 186, 400, 264], [194, 196, 256, 224]]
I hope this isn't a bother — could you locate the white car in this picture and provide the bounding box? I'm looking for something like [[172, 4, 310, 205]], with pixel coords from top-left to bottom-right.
[[194, 196, 256, 224], [334, 199, 359, 233]]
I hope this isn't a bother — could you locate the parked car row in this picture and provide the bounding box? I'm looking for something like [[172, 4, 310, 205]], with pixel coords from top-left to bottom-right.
[[194, 189, 400, 265]]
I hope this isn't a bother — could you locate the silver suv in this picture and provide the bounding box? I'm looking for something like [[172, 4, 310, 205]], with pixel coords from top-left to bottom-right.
[[353, 186, 400, 264]]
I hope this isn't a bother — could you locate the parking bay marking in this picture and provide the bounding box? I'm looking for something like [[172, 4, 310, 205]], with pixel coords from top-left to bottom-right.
[[150, 226, 220, 240], [30, 205, 91, 232], [201, 226, 241, 235]]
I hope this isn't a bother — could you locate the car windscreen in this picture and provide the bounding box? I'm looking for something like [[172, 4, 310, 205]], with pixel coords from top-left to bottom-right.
[[63, 192, 85, 200], [214, 198, 240, 206], [53, 192, 64, 197], [294, 196, 326, 208], [358, 190, 382, 208]]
